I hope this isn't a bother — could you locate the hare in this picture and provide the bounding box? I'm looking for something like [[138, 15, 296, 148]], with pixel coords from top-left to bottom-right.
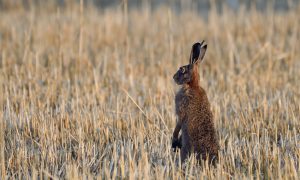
[[172, 41, 219, 164]]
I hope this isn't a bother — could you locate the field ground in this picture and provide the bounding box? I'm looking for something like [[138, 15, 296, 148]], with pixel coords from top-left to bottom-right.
[[0, 1, 300, 179]]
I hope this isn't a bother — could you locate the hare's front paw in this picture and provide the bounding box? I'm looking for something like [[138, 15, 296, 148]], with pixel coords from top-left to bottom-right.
[[171, 136, 182, 151]]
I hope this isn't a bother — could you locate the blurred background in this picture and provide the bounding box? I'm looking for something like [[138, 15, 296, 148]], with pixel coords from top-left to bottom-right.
[[0, 0, 298, 12]]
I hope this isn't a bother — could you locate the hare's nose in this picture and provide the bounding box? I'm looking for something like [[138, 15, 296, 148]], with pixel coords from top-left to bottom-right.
[[173, 74, 177, 80]]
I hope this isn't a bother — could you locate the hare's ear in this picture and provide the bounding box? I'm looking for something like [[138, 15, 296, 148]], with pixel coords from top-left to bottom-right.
[[189, 41, 207, 64]]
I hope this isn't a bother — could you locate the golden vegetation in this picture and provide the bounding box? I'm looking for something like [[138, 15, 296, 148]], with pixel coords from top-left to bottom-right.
[[0, 2, 299, 179]]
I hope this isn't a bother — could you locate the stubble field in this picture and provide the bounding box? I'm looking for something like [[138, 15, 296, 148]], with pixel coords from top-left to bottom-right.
[[0, 2, 300, 179]]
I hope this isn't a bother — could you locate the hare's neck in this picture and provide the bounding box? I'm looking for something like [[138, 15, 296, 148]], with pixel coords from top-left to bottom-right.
[[188, 67, 200, 89]]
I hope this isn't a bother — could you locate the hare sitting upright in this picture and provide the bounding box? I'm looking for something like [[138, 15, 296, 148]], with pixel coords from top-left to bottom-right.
[[172, 41, 219, 164]]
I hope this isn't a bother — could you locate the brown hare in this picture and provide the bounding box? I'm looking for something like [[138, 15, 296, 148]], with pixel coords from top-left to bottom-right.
[[172, 41, 219, 165]]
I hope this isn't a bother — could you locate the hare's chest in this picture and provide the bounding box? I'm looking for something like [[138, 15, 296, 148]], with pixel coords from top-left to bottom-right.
[[175, 91, 190, 117]]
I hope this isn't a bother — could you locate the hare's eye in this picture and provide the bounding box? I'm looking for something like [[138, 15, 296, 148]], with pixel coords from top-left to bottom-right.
[[180, 67, 185, 73]]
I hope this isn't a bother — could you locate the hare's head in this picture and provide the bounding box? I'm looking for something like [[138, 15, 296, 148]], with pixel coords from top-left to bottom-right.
[[173, 41, 207, 85]]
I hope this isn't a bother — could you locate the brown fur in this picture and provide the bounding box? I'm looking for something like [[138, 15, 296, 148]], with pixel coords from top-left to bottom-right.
[[172, 42, 219, 164]]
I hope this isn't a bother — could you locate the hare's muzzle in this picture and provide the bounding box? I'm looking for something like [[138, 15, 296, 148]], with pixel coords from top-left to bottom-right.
[[173, 72, 181, 85], [173, 73, 178, 81]]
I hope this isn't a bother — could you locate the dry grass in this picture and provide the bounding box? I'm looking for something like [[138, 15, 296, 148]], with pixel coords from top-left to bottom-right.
[[0, 2, 300, 179]]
